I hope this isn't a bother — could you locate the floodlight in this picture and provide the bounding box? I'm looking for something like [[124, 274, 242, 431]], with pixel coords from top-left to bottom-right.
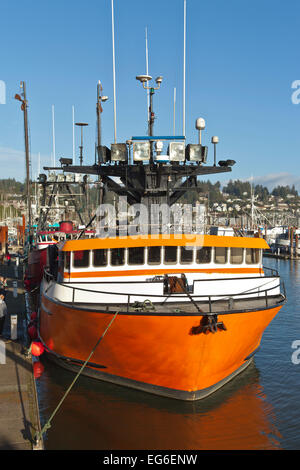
[[75, 173, 83, 183], [65, 174, 75, 182], [168, 142, 185, 162], [186, 144, 208, 163], [97, 145, 111, 163], [101, 96, 108, 102], [111, 143, 128, 162], [155, 76, 163, 85], [133, 142, 151, 161], [48, 172, 56, 182], [38, 173, 47, 183]]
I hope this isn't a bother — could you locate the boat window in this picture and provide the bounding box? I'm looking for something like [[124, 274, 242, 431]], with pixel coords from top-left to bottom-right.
[[65, 252, 70, 270], [230, 247, 244, 265], [41, 235, 46, 242], [246, 248, 260, 264], [196, 247, 211, 264], [128, 247, 144, 265], [93, 249, 107, 267], [58, 252, 64, 271], [180, 246, 193, 264], [214, 247, 228, 264], [73, 250, 90, 268], [164, 246, 177, 264], [111, 248, 125, 266], [148, 246, 161, 265]]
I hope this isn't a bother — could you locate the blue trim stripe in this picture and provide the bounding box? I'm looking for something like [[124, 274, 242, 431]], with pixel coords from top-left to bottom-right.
[[131, 136, 185, 141]]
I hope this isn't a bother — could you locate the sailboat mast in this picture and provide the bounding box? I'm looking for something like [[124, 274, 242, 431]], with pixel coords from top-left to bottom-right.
[[96, 81, 102, 161], [96, 81, 103, 206], [52, 105, 56, 167], [21, 81, 32, 239]]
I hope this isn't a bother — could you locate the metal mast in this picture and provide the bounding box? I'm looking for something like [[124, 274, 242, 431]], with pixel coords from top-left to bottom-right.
[[15, 82, 32, 242], [96, 81, 108, 205]]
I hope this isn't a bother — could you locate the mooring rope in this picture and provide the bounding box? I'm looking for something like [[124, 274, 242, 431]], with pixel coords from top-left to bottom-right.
[[34, 310, 119, 445]]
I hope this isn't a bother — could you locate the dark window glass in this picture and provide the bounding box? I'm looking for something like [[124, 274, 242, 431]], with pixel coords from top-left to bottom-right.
[[93, 249, 108, 267], [58, 252, 64, 271], [196, 247, 211, 264], [65, 252, 70, 270], [128, 247, 144, 265], [246, 248, 260, 264], [214, 247, 228, 264], [111, 248, 125, 266], [230, 247, 243, 264], [164, 246, 177, 264], [73, 250, 90, 268], [180, 246, 193, 264], [148, 246, 161, 265]]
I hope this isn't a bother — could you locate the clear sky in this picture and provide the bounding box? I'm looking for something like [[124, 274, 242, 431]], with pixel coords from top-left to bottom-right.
[[0, 0, 300, 189]]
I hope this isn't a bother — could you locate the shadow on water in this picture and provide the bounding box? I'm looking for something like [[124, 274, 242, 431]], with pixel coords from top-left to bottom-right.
[[36, 356, 282, 450]]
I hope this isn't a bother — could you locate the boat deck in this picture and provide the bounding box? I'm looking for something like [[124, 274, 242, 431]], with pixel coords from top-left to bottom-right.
[[67, 294, 285, 316]]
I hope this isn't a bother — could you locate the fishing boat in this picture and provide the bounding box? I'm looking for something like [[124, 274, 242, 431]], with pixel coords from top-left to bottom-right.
[[39, 229, 285, 400], [24, 221, 94, 291], [37, 80, 286, 401], [36, 0, 286, 400]]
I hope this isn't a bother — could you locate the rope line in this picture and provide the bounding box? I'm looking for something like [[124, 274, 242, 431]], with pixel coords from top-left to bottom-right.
[[34, 310, 119, 444]]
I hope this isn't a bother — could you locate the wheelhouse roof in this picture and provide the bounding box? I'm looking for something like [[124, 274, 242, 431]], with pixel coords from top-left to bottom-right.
[[60, 234, 269, 252]]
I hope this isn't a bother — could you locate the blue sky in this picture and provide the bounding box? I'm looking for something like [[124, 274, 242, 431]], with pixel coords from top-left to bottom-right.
[[0, 0, 300, 189]]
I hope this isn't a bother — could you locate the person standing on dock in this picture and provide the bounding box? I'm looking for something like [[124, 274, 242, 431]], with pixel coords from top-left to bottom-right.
[[0, 277, 7, 290], [0, 290, 7, 338]]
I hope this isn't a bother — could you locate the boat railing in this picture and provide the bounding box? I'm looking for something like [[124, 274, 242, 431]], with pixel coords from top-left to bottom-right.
[[263, 265, 279, 277], [43, 269, 286, 313]]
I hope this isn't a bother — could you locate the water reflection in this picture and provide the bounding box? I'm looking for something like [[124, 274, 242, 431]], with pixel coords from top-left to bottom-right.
[[36, 357, 281, 450]]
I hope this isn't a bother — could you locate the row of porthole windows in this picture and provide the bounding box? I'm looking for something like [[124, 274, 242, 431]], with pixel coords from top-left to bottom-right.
[[63, 246, 261, 270]]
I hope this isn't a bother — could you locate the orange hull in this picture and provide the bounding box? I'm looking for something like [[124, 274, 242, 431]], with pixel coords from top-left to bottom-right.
[[39, 294, 282, 400]]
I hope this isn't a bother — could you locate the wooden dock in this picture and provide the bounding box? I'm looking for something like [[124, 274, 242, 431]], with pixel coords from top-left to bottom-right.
[[264, 252, 300, 261], [0, 259, 43, 450]]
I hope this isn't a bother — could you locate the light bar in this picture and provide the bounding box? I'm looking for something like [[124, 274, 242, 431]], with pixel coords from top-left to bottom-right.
[[111, 143, 128, 162], [186, 144, 208, 163], [168, 142, 185, 161], [133, 142, 151, 161]]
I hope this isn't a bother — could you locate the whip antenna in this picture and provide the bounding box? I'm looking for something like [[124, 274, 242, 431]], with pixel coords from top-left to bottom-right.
[[111, 0, 117, 143]]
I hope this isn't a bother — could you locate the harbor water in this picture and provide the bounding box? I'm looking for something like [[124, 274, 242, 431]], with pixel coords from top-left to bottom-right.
[[35, 257, 300, 450]]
